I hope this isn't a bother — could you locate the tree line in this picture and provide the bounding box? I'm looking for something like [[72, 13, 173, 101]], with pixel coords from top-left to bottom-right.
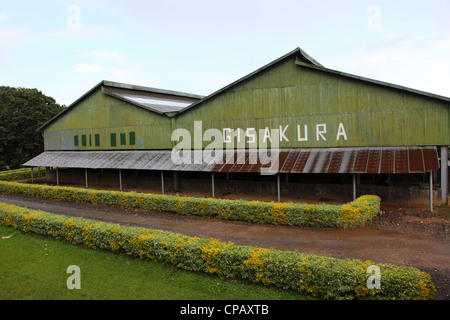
[[0, 86, 65, 170]]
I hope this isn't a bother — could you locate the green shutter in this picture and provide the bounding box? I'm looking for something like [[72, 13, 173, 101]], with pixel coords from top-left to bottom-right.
[[120, 133, 126, 145], [89, 134, 92, 146], [95, 134, 100, 147], [82, 135, 87, 147], [129, 132, 136, 145], [74, 135, 79, 146], [110, 133, 117, 147]]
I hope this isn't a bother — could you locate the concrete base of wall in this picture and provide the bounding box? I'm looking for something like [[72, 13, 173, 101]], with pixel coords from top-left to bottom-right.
[[44, 168, 445, 205]]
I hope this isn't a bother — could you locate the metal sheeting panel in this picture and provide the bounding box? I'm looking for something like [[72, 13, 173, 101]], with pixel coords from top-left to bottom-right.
[[24, 150, 216, 172], [24, 147, 440, 174], [211, 147, 440, 174]]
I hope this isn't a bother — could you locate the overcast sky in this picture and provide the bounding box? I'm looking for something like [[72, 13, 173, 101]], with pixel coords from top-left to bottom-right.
[[1, 0, 449, 106]]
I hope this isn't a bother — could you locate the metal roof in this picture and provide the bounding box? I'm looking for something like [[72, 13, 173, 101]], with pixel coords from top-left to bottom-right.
[[38, 80, 204, 131], [24, 147, 439, 174], [178, 48, 449, 116], [103, 87, 201, 114]]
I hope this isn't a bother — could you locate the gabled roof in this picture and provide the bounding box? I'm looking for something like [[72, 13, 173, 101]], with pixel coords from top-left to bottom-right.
[[39, 47, 449, 132], [293, 60, 450, 103], [38, 80, 204, 131], [178, 47, 322, 114], [177, 47, 449, 115], [102, 81, 204, 114]]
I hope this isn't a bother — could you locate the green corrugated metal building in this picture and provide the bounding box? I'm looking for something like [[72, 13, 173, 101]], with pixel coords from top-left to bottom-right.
[[25, 48, 449, 206]]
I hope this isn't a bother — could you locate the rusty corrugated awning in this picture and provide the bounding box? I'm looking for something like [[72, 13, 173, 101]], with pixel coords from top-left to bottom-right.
[[211, 147, 439, 174], [24, 147, 440, 174]]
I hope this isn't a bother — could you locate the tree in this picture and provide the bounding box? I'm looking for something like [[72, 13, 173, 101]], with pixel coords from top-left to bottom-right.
[[0, 86, 65, 169]]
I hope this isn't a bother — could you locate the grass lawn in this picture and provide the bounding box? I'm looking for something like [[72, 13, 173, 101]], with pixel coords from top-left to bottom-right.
[[0, 225, 310, 300]]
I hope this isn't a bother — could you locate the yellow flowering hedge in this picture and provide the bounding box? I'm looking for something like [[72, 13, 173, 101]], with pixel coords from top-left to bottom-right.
[[0, 202, 435, 300], [0, 168, 46, 182], [0, 180, 380, 228]]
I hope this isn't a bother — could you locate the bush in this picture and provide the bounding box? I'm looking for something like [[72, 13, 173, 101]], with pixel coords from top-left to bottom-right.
[[0, 168, 46, 182], [0, 202, 435, 300], [0, 180, 380, 228]]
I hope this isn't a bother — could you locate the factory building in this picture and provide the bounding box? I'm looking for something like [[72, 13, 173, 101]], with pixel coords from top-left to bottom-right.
[[25, 48, 449, 207]]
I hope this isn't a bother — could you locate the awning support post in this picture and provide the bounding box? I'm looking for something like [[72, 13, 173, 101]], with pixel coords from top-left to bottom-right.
[[352, 174, 357, 201], [277, 173, 281, 202], [441, 146, 448, 205], [85, 168, 88, 188], [429, 171, 433, 212], [161, 171, 164, 194], [211, 172, 215, 198], [31, 167, 34, 184], [119, 169, 123, 191], [56, 168, 59, 186], [173, 172, 178, 192]]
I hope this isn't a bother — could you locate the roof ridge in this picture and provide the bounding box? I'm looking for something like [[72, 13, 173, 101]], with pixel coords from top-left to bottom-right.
[[102, 80, 205, 100]]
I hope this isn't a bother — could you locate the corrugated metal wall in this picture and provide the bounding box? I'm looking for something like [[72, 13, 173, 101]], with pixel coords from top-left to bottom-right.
[[43, 54, 449, 151], [176, 55, 449, 149], [44, 89, 174, 151]]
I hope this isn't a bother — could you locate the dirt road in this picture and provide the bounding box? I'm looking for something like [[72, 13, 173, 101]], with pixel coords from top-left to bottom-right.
[[0, 193, 448, 300]]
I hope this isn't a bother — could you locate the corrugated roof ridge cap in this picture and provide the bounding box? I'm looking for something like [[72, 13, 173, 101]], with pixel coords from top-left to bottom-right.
[[102, 80, 205, 100]]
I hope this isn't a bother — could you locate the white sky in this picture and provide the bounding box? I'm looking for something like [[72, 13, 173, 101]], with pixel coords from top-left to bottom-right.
[[1, 0, 449, 106]]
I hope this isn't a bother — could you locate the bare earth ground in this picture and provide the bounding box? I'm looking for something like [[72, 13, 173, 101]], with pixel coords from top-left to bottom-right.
[[0, 189, 448, 300]]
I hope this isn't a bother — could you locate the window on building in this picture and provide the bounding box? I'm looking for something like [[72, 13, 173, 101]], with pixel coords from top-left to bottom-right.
[[120, 133, 126, 146], [74, 135, 79, 146], [82, 135, 87, 147], [95, 134, 100, 147], [110, 133, 117, 147], [129, 132, 136, 145]]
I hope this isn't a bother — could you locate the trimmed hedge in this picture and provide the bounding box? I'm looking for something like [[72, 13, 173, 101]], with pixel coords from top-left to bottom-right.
[[0, 202, 435, 300], [0, 180, 380, 228], [0, 168, 46, 182]]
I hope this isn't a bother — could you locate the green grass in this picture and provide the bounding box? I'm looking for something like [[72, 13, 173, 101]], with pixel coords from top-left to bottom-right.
[[0, 225, 310, 300]]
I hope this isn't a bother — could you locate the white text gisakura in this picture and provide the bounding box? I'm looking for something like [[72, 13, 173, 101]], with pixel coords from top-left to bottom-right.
[[171, 121, 348, 149]]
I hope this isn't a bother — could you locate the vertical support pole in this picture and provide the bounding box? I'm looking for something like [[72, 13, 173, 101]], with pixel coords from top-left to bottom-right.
[[173, 172, 178, 192], [429, 171, 433, 212], [56, 168, 59, 186], [31, 167, 34, 184], [353, 173, 357, 201], [211, 172, 215, 198], [85, 168, 88, 188], [277, 173, 281, 202], [161, 171, 164, 194], [119, 169, 123, 191], [441, 146, 448, 205], [38, 167, 41, 180]]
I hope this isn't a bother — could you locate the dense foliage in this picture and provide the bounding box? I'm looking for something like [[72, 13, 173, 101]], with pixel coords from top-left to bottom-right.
[[0, 202, 435, 300], [0, 86, 64, 169], [0, 179, 380, 228], [0, 167, 46, 181]]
